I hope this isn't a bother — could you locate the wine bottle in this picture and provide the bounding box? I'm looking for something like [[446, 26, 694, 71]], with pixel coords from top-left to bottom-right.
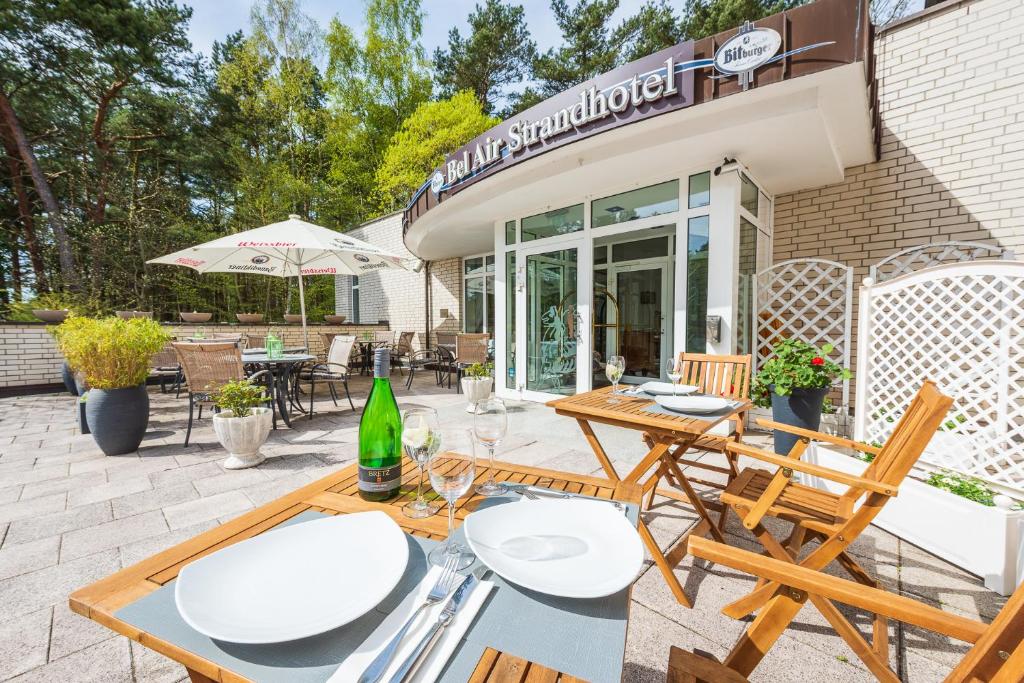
[[358, 348, 402, 501]]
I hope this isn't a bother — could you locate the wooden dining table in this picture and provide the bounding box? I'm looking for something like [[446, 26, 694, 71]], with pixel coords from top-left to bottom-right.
[[69, 458, 642, 683], [547, 385, 752, 607]]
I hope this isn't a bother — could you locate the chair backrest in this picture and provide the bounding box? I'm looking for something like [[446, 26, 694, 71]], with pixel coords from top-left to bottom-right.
[[676, 352, 752, 400], [150, 342, 179, 370], [327, 335, 357, 369], [172, 342, 245, 394], [436, 333, 457, 350], [245, 334, 266, 349], [395, 331, 415, 355], [948, 577, 1024, 682], [456, 333, 490, 364], [374, 330, 394, 345]]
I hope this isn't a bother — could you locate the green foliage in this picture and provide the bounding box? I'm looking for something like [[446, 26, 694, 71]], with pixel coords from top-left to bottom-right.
[[614, 0, 684, 63], [51, 317, 171, 389], [751, 339, 851, 408], [433, 0, 536, 114], [925, 469, 996, 507], [465, 362, 493, 379], [374, 92, 498, 209], [213, 378, 268, 418], [821, 396, 836, 415], [680, 0, 802, 40], [531, 0, 621, 98]]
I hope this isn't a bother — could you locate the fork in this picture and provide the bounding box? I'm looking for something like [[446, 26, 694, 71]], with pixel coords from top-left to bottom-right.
[[357, 554, 459, 683]]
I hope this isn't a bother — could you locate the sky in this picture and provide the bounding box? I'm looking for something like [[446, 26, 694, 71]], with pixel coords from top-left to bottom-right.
[[181, 0, 652, 61]]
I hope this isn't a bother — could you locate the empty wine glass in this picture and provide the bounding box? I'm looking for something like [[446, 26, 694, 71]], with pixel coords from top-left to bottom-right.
[[401, 408, 441, 519], [474, 398, 507, 496], [427, 429, 477, 569], [666, 357, 683, 396], [606, 355, 625, 403]]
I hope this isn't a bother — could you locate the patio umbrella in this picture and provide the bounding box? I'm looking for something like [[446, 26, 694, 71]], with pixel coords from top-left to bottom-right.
[[148, 214, 408, 347]]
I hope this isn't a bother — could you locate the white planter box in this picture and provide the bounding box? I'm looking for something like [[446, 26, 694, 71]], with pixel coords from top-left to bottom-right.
[[213, 407, 272, 469], [461, 377, 493, 412], [803, 443, 1024, 595]]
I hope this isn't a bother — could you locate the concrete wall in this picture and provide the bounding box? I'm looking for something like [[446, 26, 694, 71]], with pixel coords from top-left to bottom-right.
[[0, 322, 387, 391]]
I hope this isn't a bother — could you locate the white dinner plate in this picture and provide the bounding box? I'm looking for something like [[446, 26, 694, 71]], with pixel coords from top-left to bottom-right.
[[638, 381, 698, 396], [464, 499, 643, 598], [175, 511, 408, 643], [655, 395, 733, 414]]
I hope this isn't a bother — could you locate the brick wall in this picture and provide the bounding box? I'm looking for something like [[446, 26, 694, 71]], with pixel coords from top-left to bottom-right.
[[334, 213, 464, 348], [0, 322, 387, 390]]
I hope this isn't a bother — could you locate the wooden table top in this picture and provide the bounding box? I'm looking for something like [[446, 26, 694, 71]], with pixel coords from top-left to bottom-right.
[[547, 386, 751, 437], [69, 458, 641, 683]]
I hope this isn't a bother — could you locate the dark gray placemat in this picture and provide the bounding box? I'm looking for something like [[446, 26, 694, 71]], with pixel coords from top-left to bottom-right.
[[115, 492, 635, 683]]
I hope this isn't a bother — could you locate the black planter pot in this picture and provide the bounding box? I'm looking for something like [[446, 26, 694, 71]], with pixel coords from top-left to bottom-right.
[[78, 394, 90, 435], [85, 385, 149, 455], [62, 362, 78, 396], [769, 386, 829, 454]]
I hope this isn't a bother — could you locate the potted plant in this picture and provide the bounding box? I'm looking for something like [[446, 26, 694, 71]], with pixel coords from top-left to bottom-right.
[[283, 313, 304, 324], [324, 314, 346, 324], [180, 311, 213, 323], [211, 379, 272, 469], [52, 316, 170, 455], [752, 339, 851, 454], [77, 392, 90, 435], [461, 362, 494, 412], [236, 312, 264, 324], [116, 310, 154, 319]]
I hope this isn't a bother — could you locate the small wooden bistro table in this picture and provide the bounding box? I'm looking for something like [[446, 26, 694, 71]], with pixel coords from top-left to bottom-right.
[[70, 458, 641, 683], [547, 385, 751, 607]]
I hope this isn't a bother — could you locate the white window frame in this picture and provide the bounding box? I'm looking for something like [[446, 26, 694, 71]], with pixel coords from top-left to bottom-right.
[[462, 252, 495, 334]]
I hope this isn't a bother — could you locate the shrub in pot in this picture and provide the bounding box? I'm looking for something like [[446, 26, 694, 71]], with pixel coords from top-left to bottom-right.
[[752, 339, 851, 454], [236, 312, 264, 324], [461, 362, 494, 412], [324, 314, 346, 324], [52, 316, 170, 455], [180, 311, 213, 323], [212, 379, 272, 469]]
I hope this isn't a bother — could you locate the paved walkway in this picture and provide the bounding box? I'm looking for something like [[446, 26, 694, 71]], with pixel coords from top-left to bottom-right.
[[0, 376, 1000, 682]]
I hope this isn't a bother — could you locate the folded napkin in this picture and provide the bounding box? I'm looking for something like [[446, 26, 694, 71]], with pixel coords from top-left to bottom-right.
[[329, 565, 494, 683]]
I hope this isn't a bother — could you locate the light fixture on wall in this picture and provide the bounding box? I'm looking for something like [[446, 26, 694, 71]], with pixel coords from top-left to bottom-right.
[[410, 259, 426, 273], [714, 157, 738, 176]]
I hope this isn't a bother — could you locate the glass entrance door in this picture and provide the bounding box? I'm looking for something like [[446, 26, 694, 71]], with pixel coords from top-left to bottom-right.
[[613, 265, 666, 381], [516, 246, 580, 400]]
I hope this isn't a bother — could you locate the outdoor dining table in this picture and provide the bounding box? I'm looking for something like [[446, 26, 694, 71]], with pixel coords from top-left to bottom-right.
[[547, 385, 751, 607], [242, 352, 315, 429], [69, 458, 642, 683]]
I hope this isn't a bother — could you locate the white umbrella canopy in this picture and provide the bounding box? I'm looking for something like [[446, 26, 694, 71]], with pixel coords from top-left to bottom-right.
[[148, 214, 409, 347]]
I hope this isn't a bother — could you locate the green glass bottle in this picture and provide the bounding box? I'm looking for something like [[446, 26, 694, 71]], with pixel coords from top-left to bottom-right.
[[358, 348, 402, 501]]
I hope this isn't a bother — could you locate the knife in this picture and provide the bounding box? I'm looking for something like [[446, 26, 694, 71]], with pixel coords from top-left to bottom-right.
[[388, 567, 486, 683], [510, 484, 626, 513]]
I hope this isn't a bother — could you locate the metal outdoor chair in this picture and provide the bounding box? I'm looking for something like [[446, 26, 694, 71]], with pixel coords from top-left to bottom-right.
[[452, 333, 491, 393], [643, 353, 752, 513], [671, 534, 1018, 683], [172, 342, 270, 446], [694, 380, 954, 679], [149, 342, 182, 394], [391, 330, 416, 374], [298, 334, 356, 418]]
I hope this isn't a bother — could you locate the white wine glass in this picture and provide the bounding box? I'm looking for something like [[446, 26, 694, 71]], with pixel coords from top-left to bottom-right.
[[666, 357, 683, 396], [427, 429, 477, 570], [606, 355, 625, 403], [401, 408, 440, 519], [474, 398, 508, 496]]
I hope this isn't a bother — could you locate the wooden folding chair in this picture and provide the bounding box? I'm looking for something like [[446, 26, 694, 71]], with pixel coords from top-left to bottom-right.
[[644, 353, 752, 512], [703, 380, 953, 680], [668, 536, 1019, 683]]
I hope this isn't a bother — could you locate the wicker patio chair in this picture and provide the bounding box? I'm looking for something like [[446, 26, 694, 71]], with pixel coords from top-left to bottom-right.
[[390, 330, 416, 375], [172, 342, 269, 446], [297, 334, 356, 417], [450, 333, 491, 392], [149, 342, 181, 394], [245, 334, 266, 349]]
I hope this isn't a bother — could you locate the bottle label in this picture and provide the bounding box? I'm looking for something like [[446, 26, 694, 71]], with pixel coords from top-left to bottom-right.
[[358, 463, 401, 492], [373, 348, 391, 378]]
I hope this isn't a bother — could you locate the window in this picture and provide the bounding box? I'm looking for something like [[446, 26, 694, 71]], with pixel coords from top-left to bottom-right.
[[685, 216, 709, 353], [521, 204, 583, 241], [591, 180, 678, 228], [506, 251, 516, 389], [351, 276, 360, 324], [740, 173, 758, 215], [688, 172, 710, 209], [463, 254, 495, 333], [736, 217, 758, 355], [505, 220, 516, 245], [611, 235, 668, 262]]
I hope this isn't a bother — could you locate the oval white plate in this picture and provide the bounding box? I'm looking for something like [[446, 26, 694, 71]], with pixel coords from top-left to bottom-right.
[[464, 499, 643, 598], [175, 511, 408, 643], [639, 381, 698, 396], [655, 395, 732, 414]]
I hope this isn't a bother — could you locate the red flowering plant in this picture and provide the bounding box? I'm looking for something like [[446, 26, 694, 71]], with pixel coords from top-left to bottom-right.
[[751, 338, 851, 408]]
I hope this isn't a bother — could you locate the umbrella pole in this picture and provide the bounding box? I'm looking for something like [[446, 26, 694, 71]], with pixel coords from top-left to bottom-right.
[[297, 272, 309, 350]]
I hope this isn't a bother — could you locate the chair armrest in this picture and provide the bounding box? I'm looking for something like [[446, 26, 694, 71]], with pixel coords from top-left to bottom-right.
[[725, 442, 896, 496], [312, 362, 350, 376], [246, 369, 271, 383], [667, 646, 749, 683], [755, 418, 882, 456], [689, 537, 986, 643]]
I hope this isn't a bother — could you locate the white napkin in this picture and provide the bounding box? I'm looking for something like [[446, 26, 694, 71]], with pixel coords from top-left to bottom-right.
[[329, 566, 494, 683]]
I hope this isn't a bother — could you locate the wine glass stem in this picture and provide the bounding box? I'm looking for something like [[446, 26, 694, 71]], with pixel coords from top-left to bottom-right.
[[446, 500, 456, 553], [487, 445, 496, 484], [415, 465, 424, 504]]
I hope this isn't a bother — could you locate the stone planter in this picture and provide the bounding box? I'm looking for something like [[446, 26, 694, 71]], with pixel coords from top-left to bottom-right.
[[461, 376, 493, 412], [180, 312, 213, 323], [33, 309, 68, 323], [116, 310, 153, 319], [213, 407, 272, 469], [236, 313, 264, 324], [769, 385, 829, 454], [62, 361, 79, 396], [283, 314, 304, 324], [324, 314, 346, 324], [85, 384, 149, 455]]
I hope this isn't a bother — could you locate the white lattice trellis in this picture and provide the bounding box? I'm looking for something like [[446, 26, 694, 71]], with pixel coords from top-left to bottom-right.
[[869, 241, 1014, 283], [855, 261, 1024, 496], [753, 259, 853, 413]]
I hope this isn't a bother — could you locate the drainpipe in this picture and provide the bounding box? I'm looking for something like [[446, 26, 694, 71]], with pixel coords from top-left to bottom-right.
[[424, 261, 432, 349]]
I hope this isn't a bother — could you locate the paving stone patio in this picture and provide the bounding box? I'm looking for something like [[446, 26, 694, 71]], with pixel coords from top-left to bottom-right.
[[0, 376, 1001, 682]]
